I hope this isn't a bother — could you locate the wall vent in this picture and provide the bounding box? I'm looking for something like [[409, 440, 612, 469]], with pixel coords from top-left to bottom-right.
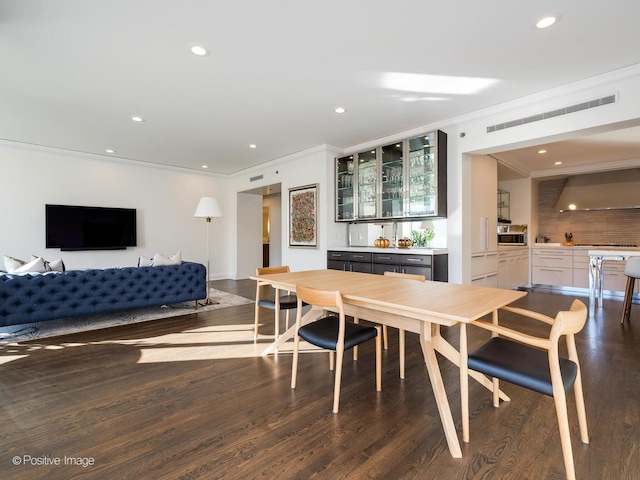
[[486, 94, 616, 133], [250, 174, 264, 182]]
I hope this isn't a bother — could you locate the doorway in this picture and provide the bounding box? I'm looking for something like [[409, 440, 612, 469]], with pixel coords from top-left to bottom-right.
[[236, 183, 282, 278]]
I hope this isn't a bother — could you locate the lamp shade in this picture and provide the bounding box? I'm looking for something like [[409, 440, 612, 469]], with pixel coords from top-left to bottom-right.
[[194, 197, 223, 218]]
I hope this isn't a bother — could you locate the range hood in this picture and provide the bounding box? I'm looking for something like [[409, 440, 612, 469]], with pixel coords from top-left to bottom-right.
[[556, 168, 640, 211]]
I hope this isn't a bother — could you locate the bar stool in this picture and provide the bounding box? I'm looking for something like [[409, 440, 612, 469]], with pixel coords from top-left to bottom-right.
[[621, 257, 640, 324]]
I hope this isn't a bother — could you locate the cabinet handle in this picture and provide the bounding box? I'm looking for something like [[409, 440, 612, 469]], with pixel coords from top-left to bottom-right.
[[540, 268, 565, 272], [378, 256, 392, 260], [353, 255, 365, 258], [406, 258, 422, 262]]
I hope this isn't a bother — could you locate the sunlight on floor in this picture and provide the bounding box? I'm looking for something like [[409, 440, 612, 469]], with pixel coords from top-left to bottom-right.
[[2, 323, 321, 364]]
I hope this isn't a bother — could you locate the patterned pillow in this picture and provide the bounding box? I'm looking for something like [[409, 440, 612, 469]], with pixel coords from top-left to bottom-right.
[[31, 255, 66, 272]]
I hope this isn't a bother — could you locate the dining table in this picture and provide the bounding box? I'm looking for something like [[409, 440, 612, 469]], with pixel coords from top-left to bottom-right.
[[588, 248, 640, 317], [250, 269, 527, 458]]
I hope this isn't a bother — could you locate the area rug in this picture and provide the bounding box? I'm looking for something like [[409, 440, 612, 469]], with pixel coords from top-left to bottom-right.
[[0, 288, 254, 344]]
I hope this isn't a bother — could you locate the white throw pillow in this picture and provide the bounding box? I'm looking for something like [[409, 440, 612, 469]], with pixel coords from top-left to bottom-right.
[[138, 255, 153, 267], [150, 251, 182, 266], [4, 255, 26, 273], [14, 256, 48, 273]]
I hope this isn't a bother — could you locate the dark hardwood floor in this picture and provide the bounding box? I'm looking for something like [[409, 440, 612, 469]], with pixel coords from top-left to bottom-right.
[[1, 279, 639, 479]]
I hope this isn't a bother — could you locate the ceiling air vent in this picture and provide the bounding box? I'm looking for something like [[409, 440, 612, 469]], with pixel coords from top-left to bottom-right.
[[250, 174, 264, 182], [486, 94, 616, 133]]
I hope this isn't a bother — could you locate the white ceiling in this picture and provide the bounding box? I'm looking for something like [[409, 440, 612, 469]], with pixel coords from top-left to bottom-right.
[[2, 1, 640, 175]]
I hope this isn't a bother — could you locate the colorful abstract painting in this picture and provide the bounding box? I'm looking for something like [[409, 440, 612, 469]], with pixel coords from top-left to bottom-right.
[[289, 184, 318, 248]]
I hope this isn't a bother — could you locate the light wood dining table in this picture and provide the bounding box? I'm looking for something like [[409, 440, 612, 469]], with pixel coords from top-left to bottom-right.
[[250, 269, 527, 458]]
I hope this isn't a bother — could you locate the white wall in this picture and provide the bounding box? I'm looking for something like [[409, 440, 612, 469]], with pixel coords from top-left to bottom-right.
[[0, 141, 229, 276], [498, 178, 532, 227], [229, 145, 341, 276], [3, 66, 640, 283]]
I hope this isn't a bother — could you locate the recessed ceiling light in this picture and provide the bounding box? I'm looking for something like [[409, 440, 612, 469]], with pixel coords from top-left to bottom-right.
[[249, 144, 257, 149], [536, 16, 557, 29], [334, 107, 347, 114], [538, 149, 547, 154], [201, 165, 208, 169], [105, 149, 115, 153], [190, 44, 209, 56], [568, 204, 576, 210], [131, 116, 144, 122], [554, 161, 563, 165]]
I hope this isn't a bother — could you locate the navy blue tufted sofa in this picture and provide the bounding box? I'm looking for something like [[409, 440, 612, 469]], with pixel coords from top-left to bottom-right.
[[0, 262, 207, 327]]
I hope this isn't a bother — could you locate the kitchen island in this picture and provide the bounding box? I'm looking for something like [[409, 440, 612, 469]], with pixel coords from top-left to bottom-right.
[[588, 248, 640, 317]]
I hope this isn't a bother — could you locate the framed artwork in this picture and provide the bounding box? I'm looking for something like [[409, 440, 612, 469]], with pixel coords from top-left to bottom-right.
[[289, 183, 318, 248]]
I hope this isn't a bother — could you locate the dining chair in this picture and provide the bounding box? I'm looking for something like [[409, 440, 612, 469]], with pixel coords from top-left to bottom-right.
[[254, 265, 299, 342], [465, 299, 589, 480], [291, 283, 382, 413], [620, 256, 640, 324]]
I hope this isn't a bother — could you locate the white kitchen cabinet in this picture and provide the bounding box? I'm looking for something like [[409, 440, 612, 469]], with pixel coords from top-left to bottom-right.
[[498, 247, 529, 290], [469, 155, 498, 285], [532, 248, 573, 287], [572, 249, 590, 288]]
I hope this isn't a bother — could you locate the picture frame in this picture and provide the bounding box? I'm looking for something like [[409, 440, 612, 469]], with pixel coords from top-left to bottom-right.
[[289, 183, 318, 248]]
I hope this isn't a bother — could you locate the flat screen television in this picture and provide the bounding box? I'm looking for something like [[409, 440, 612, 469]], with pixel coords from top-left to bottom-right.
[[46, 204, 137, 251]]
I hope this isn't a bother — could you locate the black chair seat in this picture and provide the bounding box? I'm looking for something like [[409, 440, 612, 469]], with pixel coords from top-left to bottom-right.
[[257, 294, 299, 310], [468, 337, 577, 397], [299, 316, 378, 351]]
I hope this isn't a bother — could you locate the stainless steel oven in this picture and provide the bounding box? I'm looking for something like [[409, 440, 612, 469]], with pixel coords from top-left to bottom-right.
[[497, 224, 528, 245]]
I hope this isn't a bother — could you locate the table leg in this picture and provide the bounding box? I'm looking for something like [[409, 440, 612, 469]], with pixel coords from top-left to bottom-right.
[[420, 322, 462, 458], [431, 326, 510, 402], [597, 257, 604, 308], [460, 323, 469, 443], [261, 308, 317, 356]]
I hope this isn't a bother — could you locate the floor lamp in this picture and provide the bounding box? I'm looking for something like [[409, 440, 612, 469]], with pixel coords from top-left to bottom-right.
[[194, 196, 223, 305]]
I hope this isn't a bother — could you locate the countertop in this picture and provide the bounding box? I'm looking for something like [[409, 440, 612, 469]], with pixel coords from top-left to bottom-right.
[[329, 246, 449, 255], [531, 244, 640, 251]]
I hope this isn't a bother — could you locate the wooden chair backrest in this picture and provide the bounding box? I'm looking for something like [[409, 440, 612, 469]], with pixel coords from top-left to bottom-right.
[[550, 299, 588, 340], [256, 265, 291, 275], [295, 284, 343, 312], [383, 271, 426, 282]]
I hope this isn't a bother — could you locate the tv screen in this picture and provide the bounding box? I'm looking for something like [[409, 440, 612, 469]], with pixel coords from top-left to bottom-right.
[[46, 204, 137, 251]]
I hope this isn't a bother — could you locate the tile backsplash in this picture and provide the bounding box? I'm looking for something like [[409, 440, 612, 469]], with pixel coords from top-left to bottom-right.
[[538, 179, 640, 245]]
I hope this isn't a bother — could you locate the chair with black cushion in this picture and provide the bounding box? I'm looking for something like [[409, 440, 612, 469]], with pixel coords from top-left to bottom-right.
[[291, 283, 381, 413], [465, 299, 589, 480], [620, 256, 640, 324], [254, 266, 299, 342]]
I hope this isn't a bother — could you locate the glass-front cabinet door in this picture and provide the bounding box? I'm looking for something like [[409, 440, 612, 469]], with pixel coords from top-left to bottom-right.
[[407, 133, 437, 216], [357, 149, 378, 219], [335, 130, 446, 222], [381, 142, 404, 218], [335, 155, 355, 221]]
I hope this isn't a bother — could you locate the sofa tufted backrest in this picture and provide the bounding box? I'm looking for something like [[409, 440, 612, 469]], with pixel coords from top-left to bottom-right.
[[0, 262, 207, 327]]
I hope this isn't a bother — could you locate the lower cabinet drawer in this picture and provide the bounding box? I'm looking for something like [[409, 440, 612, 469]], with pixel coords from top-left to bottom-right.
[[532, 266, 573, 286]]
